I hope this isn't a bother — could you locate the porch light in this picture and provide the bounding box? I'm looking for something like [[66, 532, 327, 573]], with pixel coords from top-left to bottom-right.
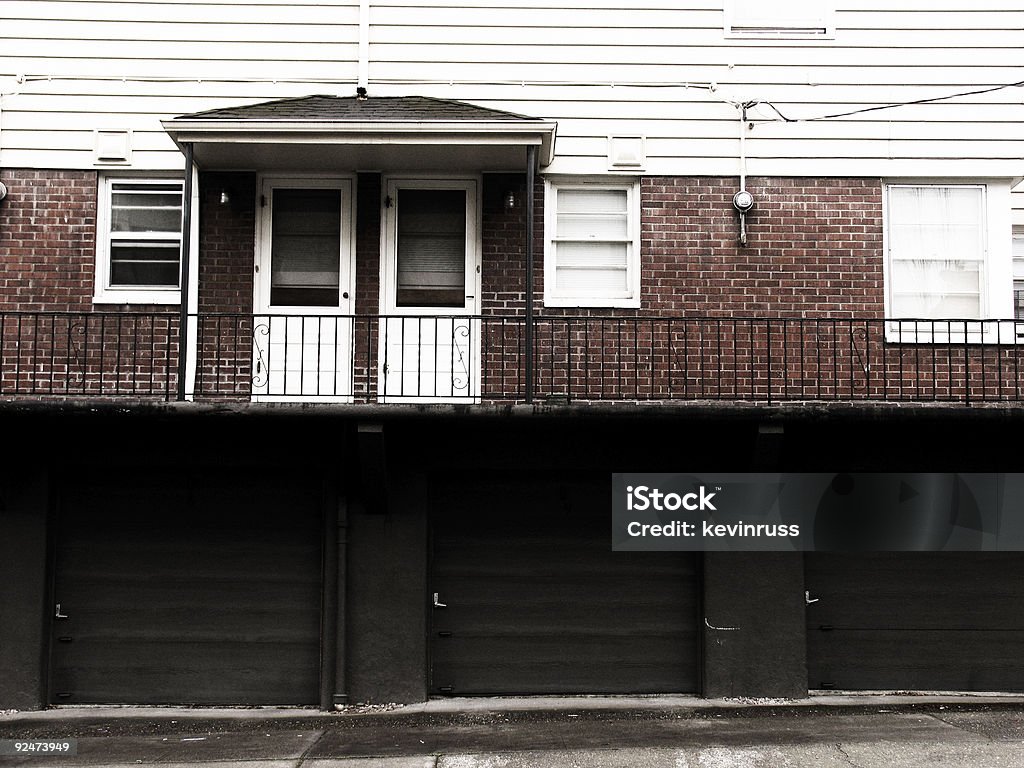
[[0, 180, 7, 202], [219, 189, 231, 205], [504, 190, 517, 210]]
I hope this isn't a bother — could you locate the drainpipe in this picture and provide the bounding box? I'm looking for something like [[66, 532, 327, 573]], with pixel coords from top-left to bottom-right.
[[525, 145, 536, 404], [176, 142, 194, 401]]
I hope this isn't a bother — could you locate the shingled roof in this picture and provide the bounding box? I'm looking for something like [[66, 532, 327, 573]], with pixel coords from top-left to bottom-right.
[[173, 95, 540, 123], [162, 93, 557, 170]]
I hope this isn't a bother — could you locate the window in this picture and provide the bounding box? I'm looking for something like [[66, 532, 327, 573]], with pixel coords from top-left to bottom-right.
[[886, 184, 986, 320], [544, 179, 641, 308], [95, 177, 184, 304], [270, 187, 343, 307], [883, 181, 1013, 341], [725, 0, 834, 38], [395, 188, 467, 307], [1014, 229, 1024, 321]]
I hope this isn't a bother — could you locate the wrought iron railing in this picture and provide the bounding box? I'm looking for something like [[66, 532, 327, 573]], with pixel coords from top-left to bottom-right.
[[2, 312, 1024, 404]]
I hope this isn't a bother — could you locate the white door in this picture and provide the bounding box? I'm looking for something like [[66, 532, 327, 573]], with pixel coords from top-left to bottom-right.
[[253, 177, 355, 401], [380, 178, 481, 402]]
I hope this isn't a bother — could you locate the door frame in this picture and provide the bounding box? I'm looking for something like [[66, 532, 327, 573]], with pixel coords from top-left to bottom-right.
[[378, 175, 483, 403], [252, 174, 357, 402]]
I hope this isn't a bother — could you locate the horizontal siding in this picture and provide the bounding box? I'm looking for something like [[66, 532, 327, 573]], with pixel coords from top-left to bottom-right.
[[0, 1, 1022, 180]]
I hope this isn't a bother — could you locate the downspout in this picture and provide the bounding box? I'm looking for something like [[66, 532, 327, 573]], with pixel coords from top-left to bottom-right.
[[176, 142, 194, 401], [524, 145, 536, 404]]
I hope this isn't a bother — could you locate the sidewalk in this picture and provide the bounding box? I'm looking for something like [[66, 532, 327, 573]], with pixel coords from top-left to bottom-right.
[[2, 694, 1023, 767]]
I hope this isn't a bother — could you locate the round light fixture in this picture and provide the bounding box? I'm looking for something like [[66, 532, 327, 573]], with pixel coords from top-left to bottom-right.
[[732, 189, 754, 213], [0, 181, 7, 202]]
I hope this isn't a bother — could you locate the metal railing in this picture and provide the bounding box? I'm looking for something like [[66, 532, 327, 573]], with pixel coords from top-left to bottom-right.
[[2, 312, 1024, 405]]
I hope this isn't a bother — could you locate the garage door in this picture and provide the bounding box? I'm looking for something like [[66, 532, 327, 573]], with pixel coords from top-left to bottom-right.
[[806, 553, 1024, 692], [50, 469, 323, 705], [430, 474, 700, 695]]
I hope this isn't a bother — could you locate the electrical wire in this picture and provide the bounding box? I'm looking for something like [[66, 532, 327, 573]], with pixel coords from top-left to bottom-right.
[[753, 79, 1024, 123]]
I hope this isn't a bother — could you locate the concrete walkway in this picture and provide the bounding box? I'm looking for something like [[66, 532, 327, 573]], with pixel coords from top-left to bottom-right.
[[2, 694, 1023, 767]]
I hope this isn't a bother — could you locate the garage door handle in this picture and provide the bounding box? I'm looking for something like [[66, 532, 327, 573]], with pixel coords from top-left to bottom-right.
[[432, 592, 447, 609]]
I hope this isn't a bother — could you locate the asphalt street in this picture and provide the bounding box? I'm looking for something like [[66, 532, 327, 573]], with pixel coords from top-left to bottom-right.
[[2, 695, 1023, 767]]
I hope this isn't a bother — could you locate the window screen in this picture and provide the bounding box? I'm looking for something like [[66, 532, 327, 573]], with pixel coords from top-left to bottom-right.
[[396, 189, 466, 308], [270, 188, 341, 307]]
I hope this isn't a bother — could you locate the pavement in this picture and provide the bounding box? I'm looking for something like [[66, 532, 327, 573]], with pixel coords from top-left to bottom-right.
[[2, 694, 1024, 768]]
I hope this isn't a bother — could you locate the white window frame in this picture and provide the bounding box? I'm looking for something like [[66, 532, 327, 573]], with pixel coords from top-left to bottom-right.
[[94, 175, 184, 305], [724, 0, 835, 40], [882, 180, 1013, 343], [543, 177, 641, 309], [1013, 227, 1024, 331]]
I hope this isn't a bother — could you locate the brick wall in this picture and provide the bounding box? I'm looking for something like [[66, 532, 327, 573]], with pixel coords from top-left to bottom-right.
[[0, 169, 97, 312], [198, 172, 256, 314], [640, 177, 884, 318]]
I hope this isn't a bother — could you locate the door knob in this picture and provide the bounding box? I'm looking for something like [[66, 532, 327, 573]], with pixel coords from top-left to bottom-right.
[[432, 592, 447, 608]]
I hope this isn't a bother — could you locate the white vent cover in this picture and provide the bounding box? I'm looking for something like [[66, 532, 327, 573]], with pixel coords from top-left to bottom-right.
[[94, 131, 132, 164], [607, 136, 645, 170]]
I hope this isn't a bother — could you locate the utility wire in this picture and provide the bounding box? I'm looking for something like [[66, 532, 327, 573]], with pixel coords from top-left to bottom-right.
[[754, 79, 1024, 123]]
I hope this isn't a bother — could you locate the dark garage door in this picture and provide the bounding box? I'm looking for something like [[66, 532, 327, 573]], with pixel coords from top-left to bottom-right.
[[430, 475, 700, 695], [807, 553, 1024, 692], [50, 469, 323, 705]]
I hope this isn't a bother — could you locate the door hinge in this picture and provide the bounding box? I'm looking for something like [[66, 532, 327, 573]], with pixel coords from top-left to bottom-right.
[[384, 195, 393, 209], [260, 194, 267, 208]]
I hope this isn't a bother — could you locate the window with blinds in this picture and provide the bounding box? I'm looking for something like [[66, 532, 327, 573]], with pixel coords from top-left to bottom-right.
[[545, 181, 640, 308], [269, 188, 342, 307], [107, 181, 183, 288], [886, 185, 987, 320], [395, 189, 466, 308]]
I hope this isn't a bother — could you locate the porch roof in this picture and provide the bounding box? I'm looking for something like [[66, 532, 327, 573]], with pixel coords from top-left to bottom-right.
[[161, 94, 557, 172]]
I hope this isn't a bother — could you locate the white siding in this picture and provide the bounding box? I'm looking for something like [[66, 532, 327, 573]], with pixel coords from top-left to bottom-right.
[[0, 0, 361, 168], [0, 0, 1021, 181]]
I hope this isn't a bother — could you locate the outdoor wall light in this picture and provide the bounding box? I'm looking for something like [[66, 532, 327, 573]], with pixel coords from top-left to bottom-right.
[[0, 181, 7, 203], [504, 190, 517, 210], [219, 188, 231, 205], [732, 189, 755, 245]]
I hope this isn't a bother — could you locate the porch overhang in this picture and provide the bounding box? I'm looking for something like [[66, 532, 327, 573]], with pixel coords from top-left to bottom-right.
[[161, 96, 557, 172]]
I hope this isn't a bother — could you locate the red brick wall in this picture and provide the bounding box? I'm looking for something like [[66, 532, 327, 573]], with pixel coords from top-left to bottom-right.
[[0, 169, 97, 312], [640, 177, 884, 318], [482, 173, 529, 315], [198, 172, 256, 314]]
